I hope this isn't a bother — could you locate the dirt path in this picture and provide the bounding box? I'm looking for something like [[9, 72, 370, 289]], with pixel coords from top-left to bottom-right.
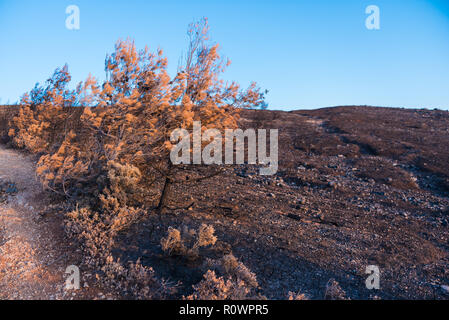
[[0, 145, 75, 299]]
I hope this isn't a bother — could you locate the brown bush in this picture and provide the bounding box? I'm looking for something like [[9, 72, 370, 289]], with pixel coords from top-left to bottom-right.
[[6, 18, 266, 299], [8, 66, 98, 154], [186, 270, 253, 300], [0, 106, 18, 143], [65, 199, 176, 299], [187, 254, 260, 300], [160, 224, 217, 259], [19, 18, 266, 210]]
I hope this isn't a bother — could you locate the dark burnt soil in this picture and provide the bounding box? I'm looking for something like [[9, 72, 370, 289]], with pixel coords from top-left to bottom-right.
[[116, 106, 449, 300]]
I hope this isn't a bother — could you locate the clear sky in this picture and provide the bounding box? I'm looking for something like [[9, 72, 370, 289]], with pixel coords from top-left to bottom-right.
[[1, 0, 448, 110]]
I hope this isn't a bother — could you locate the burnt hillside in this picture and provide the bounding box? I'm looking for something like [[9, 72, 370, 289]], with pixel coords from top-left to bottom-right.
[[1, 105, 449, 299], [121, 106, 449, 299]]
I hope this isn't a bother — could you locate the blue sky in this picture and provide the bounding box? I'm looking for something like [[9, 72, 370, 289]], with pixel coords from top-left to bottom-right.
[[0, 0, 448, 110]]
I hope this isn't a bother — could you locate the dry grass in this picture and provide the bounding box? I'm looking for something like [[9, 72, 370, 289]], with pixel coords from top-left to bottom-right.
[[161, 224, 217, 259], [187, 254, 260, 300]]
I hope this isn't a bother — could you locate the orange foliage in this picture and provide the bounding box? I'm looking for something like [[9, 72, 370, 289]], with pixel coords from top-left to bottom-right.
[[10, 18, 266, 210], [6, 19, 266, 299]]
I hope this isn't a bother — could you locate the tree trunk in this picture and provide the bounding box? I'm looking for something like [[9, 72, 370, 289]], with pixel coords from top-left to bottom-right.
[[156, 162, 173, 213], [156, 176, 171, 213]]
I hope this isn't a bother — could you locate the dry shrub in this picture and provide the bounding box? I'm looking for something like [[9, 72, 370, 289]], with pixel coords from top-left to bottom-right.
[[0, 106, 18, 143], [9, 104, 50, 153], [35, 130, 99, 196], [66, 203, 176, 299], [8, 66, 98, 154], [65, 161, 147, 260], [18, 18, 265, 213], [160, 227, 183, 254], [100, 256, 176, 299], [161, 224, 217, 258], [186, 270, 253, 300], [103, 161, 146, 207], [205, 254, 258, 289], [160, 224, 261, 300], [6, 18, 266, 299], [66, 206, 114, 261], [287, 291, 308, 300], [63, 162, 175, 299], [187, 254, 260, 300], [324, 279, 348, 300]]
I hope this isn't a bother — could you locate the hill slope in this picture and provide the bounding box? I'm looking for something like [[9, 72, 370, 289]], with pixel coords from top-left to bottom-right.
[[154, 106, 449, 299], [1, 105, 448, 299]]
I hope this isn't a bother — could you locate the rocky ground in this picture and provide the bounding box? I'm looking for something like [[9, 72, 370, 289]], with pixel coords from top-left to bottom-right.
[[120, 106, 449, 299], [1, 105, 448, 299]]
